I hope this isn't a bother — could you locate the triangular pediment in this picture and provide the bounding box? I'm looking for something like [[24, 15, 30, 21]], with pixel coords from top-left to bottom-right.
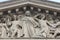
[[0, 0, 60, 39]]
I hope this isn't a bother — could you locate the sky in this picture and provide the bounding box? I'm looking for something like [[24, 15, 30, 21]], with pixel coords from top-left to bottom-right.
[[0, 0, 10, 2], [49, 0, 60, 3], [0, 0, 60, 3]]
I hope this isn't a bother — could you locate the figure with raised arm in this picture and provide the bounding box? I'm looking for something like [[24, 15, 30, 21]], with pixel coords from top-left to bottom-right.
[[34, 13, 56, 38], [33, 13, 47, 38], [51, 18, 60, 38], [9, 15, 24, 38]]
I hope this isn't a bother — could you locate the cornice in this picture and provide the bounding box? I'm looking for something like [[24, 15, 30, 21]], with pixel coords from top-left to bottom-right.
[[0, 0, 60, 12]]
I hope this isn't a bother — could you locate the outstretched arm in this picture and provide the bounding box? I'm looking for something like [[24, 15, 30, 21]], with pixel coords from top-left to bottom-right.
[[34, 14, 45, 20], [56, 22, 60, 26], [34, 14, 41, 18], [46, 21, 56, 28], [33, 18, 41, 27]]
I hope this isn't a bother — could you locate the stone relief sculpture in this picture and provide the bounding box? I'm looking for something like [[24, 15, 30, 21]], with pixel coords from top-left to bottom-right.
[[0, 8, 60, 39]]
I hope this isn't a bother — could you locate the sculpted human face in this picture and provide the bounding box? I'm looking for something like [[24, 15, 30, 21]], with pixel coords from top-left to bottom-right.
[[6, 22, 12, 26], [25, 11, 31, 16]]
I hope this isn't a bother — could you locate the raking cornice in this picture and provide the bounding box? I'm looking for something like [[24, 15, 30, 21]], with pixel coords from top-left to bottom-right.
[[0, 0, 60, 12]]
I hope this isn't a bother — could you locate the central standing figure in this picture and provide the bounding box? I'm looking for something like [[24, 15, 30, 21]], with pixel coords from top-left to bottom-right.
[[22, 11, 39, 38]]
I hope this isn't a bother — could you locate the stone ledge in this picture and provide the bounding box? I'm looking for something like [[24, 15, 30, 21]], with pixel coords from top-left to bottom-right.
[[0, 39, 46, 40]]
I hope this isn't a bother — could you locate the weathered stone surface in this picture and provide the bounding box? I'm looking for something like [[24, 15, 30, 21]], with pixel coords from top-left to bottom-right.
[[0, 0, 60, 39], [47, 39, 60, 40], [0, 39, 46, 40]]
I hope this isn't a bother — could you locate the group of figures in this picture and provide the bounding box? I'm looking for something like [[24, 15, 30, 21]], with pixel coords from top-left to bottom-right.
[[0, 10, 60, 38]]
